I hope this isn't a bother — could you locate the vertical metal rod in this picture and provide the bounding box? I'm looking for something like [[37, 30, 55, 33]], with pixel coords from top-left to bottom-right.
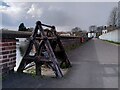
[[37, 21, 63, 78], [36, 62, 41, 75]]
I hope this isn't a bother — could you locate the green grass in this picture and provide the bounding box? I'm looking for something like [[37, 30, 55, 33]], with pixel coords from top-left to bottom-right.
[[104, 40, 120, 45]]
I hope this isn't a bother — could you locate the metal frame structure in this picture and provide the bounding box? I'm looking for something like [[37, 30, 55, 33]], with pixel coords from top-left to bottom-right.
[[17, 21, 71, 78]]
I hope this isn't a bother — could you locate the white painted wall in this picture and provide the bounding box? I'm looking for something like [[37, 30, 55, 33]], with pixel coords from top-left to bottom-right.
[[88, 33, 92, 38], [99, 29, 120, 42], [102, 30, 108, 34], [88, 33, 96, 38]]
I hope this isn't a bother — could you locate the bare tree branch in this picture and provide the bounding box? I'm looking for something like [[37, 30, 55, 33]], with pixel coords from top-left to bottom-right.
[[108, 7, 118, 27]]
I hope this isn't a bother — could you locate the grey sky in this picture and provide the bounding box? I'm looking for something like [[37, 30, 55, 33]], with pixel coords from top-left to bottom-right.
[[0, 2, 118, 31]]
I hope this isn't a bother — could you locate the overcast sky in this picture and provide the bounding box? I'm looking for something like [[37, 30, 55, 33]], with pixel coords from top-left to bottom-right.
[[0, 1, 118, 31]]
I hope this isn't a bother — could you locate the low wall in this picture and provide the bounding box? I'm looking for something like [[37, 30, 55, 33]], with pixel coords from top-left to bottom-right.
[[0, 38, 16, 75], [61, 38, 80, 50], [99, 29, 120, 42], [0, 30, 89, 75]]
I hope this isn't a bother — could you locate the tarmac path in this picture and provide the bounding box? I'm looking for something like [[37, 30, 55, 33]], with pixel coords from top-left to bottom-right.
[[2, 39, 118, 88]]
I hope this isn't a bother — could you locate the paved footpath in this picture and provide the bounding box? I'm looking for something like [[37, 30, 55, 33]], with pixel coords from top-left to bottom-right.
[[2, 39, 118, 88]]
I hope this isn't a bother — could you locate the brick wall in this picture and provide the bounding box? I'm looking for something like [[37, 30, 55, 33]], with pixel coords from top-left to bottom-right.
[[0, 38, 16, 75]]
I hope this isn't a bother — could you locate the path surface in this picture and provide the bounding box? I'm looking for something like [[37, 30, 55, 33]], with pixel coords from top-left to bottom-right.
[[2, 39, 118, 88]]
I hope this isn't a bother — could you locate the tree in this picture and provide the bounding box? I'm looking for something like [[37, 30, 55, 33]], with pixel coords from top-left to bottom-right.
[[71, 27, 82, 33], [108, 7, 118, 27], [89, 25, 97, 32], [71, 27, 82, 36]]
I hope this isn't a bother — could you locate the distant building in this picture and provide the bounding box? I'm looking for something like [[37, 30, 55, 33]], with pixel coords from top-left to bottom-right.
[[106, 25, 115, 32], [102, 30, 108, 34], [57, 32, 71, 36], [89, 25, 97, 32], [60, 33, 71, 36], [97, 26, 104, 32], [89, 25, 97, 38]]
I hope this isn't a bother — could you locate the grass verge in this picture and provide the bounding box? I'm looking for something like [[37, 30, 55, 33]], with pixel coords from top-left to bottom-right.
[[104, 40, 120, 45]]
